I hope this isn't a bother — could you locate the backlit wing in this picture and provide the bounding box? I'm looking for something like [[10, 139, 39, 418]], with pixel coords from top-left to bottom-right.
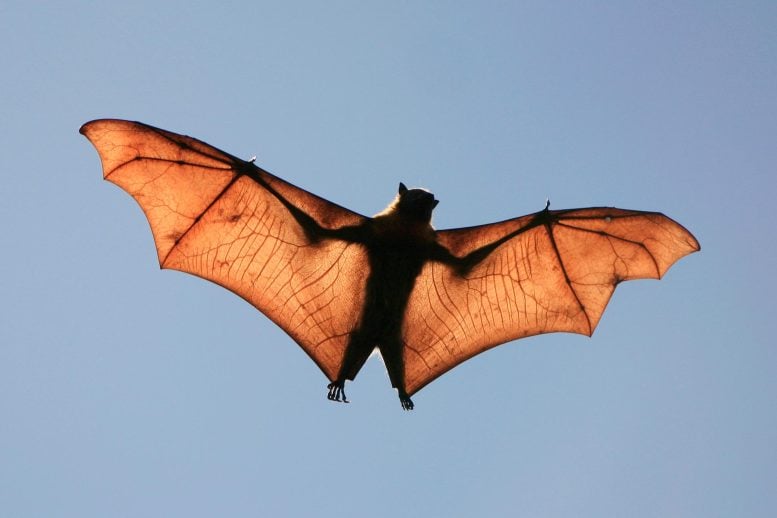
[[81, 119, 369, 381], [402, 207, 699, 395]]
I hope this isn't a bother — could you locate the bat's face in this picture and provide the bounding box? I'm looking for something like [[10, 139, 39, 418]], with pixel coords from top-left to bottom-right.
[[396, 182, 439, 223]]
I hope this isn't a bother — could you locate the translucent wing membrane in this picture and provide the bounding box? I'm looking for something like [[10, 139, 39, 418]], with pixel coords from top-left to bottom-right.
[[402, 208, 699, 395], [81, 119, 369, 380]]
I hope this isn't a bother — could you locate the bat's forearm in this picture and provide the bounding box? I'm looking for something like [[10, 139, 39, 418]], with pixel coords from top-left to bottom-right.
[[244, 162, 364, 243], [429, 243, 483, 275], [433, 211, 549, 274]]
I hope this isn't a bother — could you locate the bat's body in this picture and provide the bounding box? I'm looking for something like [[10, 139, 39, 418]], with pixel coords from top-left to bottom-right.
[[325, 187, 446, 409], [81, 119, 699, 410]]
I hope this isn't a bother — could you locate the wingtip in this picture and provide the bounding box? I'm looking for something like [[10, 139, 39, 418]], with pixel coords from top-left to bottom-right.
[[79, 119, 109, 137], [690, 235, 701, 253], [79, 120, 94, 136], [80, 118, 140, 137]]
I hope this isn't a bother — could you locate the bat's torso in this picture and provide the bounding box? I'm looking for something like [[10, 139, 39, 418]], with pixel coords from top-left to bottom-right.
[[337, 213, 437, 389], [364, 219, 430, 325]]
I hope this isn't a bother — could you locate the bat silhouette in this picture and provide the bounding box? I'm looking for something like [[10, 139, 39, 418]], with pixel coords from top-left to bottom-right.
[[81, 119, 699, 410]]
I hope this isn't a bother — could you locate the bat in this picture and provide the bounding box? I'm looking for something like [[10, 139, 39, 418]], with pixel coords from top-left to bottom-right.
[[81, 119, 700, 410]]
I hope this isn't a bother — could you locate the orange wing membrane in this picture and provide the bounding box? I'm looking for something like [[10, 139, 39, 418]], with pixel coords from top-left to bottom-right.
[[402, 207, 699, 395], [81, 119, 369, 381]]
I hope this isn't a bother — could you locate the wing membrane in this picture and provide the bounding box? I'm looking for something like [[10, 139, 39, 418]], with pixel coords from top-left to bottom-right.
[[402, 208, 699, 395], [81, 119, 369, 380]]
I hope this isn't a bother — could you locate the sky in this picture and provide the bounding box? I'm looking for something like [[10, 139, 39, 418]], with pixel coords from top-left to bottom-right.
[[1, 1, 775, 516]]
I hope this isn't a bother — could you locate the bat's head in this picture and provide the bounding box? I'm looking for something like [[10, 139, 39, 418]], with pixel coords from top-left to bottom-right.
[[391, 182, 439, 223]]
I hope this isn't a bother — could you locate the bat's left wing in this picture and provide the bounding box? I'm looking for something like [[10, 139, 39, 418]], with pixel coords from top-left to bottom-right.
[[402, 207, 699, 396], [81, 119, 370, 382]]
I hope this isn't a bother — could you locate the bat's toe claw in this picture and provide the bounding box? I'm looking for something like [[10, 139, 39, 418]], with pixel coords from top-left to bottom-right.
[[327, 381, 349, 404], [399, 394, 414, 411]]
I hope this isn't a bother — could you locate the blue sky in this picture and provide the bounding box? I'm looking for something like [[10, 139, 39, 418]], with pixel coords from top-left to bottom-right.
[[1, 1, 775, 516]]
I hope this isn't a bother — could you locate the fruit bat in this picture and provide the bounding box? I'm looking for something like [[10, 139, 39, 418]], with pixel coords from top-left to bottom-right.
[[81, 119, 700, 410]]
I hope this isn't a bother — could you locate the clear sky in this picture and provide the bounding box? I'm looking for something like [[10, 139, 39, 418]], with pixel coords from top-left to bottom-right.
[[2, 1, 775, 517]]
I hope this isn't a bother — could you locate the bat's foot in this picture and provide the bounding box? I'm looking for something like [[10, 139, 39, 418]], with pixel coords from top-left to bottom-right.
[[399, 394, 414, 411], [327, 381, 349, 404]]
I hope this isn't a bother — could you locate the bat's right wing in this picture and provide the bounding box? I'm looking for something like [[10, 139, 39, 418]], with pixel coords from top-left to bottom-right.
[[81, 119, 370, 382], [401, 207, 699, 396]]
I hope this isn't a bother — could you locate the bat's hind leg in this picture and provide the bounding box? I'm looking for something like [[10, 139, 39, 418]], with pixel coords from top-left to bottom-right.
[[327, 380, 349, 403], [379, 337, 415, 411], [327, 330, 374, 405]]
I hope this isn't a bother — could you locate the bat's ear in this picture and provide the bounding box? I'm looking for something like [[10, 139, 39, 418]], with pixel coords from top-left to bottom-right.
[[433, 199, 440, 208], [398, 182, 408, 195]]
